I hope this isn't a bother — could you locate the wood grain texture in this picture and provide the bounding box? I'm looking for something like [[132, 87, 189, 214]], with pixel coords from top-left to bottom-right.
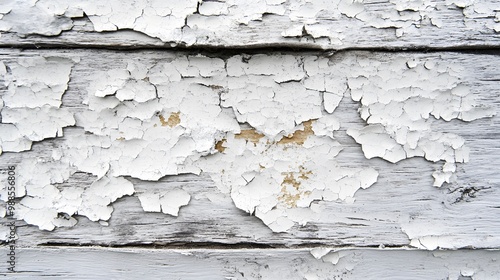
[[1, 1, 500, 50], [1, 247, 500, 279], [0, 49, 499, 250]]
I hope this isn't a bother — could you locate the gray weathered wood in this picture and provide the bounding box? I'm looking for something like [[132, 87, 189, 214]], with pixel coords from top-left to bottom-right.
[[1, 247, 499, 279]]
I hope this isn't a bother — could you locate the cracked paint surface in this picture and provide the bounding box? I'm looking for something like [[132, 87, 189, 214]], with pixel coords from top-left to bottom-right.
[[196, 116, 378, 232], [0, 52, 493, 236], [338, 55, 495, 187], [1, 0, 499, 46], [0, 57, 75, 155]]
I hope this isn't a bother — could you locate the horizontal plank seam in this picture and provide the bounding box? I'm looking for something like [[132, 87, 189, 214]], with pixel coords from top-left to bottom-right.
[[32, 242, 493, 251], [2, 43, 500, 54]]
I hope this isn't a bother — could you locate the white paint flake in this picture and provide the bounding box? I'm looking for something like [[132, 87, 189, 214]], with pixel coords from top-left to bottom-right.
[[0, 0, 74, 36], [138, 189, 191, 216], [310, 248, 347, 265]]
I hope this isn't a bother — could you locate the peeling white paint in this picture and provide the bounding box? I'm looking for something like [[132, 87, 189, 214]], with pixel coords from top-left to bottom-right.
[[2, 0, 499, 46], [447, 0, 500, 33], [337, 55, 495, 187], [310, 248, 347, 265], [0, 150, 136, 230], [196, 117, 378, 232], [0, 52, 492, 234], [138, 188, 191, 216], [224, 55, 320, 139], [75, 57, 239, 181], [0, 0, 74, 36], [0, 56, 75, 154]]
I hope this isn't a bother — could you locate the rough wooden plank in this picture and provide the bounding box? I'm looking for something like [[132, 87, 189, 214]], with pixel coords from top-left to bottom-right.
[[1, 247, 500, 279], [1, 1, 500, 49], [0, 49, 499, 249]]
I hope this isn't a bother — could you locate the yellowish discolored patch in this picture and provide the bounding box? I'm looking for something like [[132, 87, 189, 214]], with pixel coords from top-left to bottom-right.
[[282, 172, 301, 189], [278, 120, 315, 145], [298, 166, 312, 180], [278, 166, 313, 208], [235, 129, 265, 144], [159, 112, 181, 127], [215, 139, 227, 153]]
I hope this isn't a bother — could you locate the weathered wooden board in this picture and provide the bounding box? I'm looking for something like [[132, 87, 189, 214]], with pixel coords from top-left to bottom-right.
[[0, 49, 499, 250], [1, 1, 500, 49], [1, 1, 500, 278], [1, 247, 500, 279]]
